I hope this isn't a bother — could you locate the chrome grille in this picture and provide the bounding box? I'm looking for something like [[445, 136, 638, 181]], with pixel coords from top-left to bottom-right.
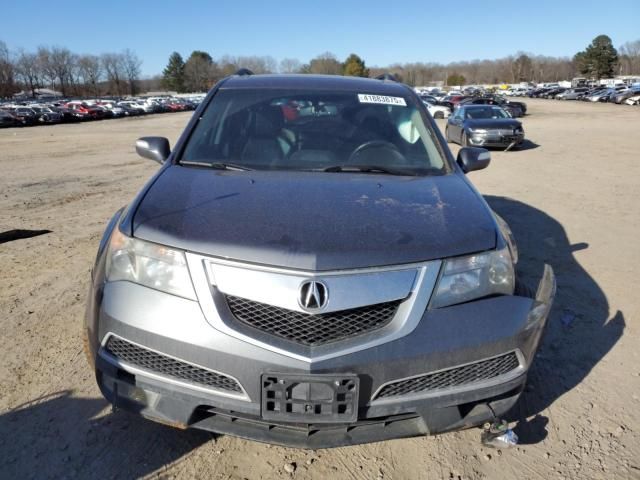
[[225, 296, 400, 347], [488, 129, 516, 136], [105, 337, 243, 393], [499, 129, 514, 135], [374, 352, 520, 400]]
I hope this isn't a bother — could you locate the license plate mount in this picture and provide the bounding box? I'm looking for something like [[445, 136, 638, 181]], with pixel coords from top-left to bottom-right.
[[261, 373, 359, 423]]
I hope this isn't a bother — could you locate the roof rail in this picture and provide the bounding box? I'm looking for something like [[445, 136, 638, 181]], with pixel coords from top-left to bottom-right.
[[375, 73, 398, 82], [235, 68, 254, 76]]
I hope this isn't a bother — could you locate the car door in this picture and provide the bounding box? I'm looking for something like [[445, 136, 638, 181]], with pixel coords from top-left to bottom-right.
[[448, 108, 464, 142]]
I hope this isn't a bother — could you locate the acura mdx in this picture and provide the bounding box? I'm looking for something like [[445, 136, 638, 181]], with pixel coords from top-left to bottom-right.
[[84, 73, 555, 448]]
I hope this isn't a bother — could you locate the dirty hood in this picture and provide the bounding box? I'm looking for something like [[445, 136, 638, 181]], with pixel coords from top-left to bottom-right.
[[132, 167, 496, 271]]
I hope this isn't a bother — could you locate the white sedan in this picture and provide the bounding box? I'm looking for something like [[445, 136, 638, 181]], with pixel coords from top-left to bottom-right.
[[423, 100, 451, 119], [625, 94, 640, 106]]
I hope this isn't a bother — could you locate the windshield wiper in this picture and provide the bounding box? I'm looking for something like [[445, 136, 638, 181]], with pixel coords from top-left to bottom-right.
[[179, 160, 252, 171], [319, 165, 417, 176]]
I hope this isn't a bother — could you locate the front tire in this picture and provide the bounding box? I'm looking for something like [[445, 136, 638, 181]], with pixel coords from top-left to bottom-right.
[[461, 131, 469, 146], [434, 111, 444, 119], [445, 126, 451, 143]]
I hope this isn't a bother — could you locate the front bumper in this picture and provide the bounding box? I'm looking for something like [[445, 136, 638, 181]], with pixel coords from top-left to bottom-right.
[[86, 266, 555, 448], [39, 115, 63, 124], [468, 131, 525, 148]]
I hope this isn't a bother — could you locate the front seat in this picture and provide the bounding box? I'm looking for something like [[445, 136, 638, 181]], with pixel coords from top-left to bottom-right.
[[241, 107, 288, 166]]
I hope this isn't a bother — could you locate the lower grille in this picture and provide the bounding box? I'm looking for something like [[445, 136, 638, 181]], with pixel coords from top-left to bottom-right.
[[104, 337, 243, 394], [225, 296, 400, 346], [374, 352, 521, 400]]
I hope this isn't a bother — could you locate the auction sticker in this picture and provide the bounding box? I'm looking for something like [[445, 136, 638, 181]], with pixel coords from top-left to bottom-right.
[[357, 94, 407, 106]]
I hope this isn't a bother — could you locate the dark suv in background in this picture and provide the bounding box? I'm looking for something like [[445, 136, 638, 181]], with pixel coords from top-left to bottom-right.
[[85, 73, 555, 448]]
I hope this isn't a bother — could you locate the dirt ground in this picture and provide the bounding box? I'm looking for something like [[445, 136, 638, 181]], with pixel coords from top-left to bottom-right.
[[1, 99, 639, 480]]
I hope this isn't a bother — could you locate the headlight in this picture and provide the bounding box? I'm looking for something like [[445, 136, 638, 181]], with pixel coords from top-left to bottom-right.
[[431, 247, 514, 308], [106, 228, 196, 300], [493, 215, 518, 264], [515, 126, 524, 133], [469, 128, 487, 134]]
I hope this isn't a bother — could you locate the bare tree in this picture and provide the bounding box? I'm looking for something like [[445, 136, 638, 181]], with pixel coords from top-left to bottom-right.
[[218, 55, 239, 76], [279, 58, 302, 73], [236, 55, 277, 74], [137, 74, 163, 93], [36, 47, 56, 89], [184, 51, 215, 92], [101, 53, 125, 95], [122, 49, 142, 95], [15, 51, 40, 97], [68, 53, 83, 96], [0, 40, 16, 98], [215, 54, 276, 76], [308, 52, 342, 75], [78, 54, 103, 97], [48, 46, 75, 95], [618, 40, 640, 75]]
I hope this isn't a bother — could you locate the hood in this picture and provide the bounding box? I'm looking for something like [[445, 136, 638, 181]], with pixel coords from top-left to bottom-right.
[[465, 118, 521, 129], [132, 167, 497, 271]]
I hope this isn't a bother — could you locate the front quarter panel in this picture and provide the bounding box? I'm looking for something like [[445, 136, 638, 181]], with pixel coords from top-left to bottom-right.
[[85, 208, 125, 364]]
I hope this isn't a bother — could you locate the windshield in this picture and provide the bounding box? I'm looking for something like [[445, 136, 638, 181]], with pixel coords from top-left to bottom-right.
[[180, 88, 447, 175], [464, 106, 509, 119]]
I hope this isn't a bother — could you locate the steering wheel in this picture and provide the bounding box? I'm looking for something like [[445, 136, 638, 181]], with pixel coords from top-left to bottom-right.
[[347, 140, 406, 164]]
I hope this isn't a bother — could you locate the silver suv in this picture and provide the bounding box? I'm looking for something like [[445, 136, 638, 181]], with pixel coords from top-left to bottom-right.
[[84, 73, 555, 448]]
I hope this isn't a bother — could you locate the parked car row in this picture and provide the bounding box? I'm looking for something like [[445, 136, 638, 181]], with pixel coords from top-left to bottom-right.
[[419, 90, 528, 119], [0, 96, 204, 128], [523, 85, 640, 105]]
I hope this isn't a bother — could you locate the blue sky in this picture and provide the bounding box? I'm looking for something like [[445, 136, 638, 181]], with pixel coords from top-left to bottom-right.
[[2, 0, 638, 76]]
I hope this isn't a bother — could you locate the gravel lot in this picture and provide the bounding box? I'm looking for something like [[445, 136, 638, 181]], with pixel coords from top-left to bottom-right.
[[1, 100, 639, 479]]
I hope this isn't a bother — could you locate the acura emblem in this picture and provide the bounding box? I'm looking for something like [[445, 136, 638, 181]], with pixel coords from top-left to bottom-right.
[[298, 280, 328, 311]]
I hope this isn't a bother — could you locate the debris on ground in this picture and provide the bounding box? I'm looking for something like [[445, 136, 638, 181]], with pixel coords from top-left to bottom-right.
[[481, 419, 519, 449]]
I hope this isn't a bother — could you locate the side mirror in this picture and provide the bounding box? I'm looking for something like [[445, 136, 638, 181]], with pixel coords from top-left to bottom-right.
[[457, 147, 490, 173], [135, 136, 170, 164]]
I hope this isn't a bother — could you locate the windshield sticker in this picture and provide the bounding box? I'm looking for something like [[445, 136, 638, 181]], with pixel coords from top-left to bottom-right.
[[357, 94, 406, 106]]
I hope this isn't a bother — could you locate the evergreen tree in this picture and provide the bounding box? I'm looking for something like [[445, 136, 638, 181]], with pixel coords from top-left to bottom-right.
[[343, 53, 369, 77], [574, 35, 618, 79], [162, 52, 185, 92]]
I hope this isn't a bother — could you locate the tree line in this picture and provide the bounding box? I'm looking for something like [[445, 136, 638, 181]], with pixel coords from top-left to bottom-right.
[[160, 51, 369, 92], [160, 35, 638, 92], [0, 41, 142, 98], [1, 35, 638, 99], [377, 36, 639, 87]]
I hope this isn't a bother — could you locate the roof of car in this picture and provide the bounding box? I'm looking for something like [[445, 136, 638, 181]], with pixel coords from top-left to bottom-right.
[[459, 104, 502, 108], [220, 74, 411, 95]]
